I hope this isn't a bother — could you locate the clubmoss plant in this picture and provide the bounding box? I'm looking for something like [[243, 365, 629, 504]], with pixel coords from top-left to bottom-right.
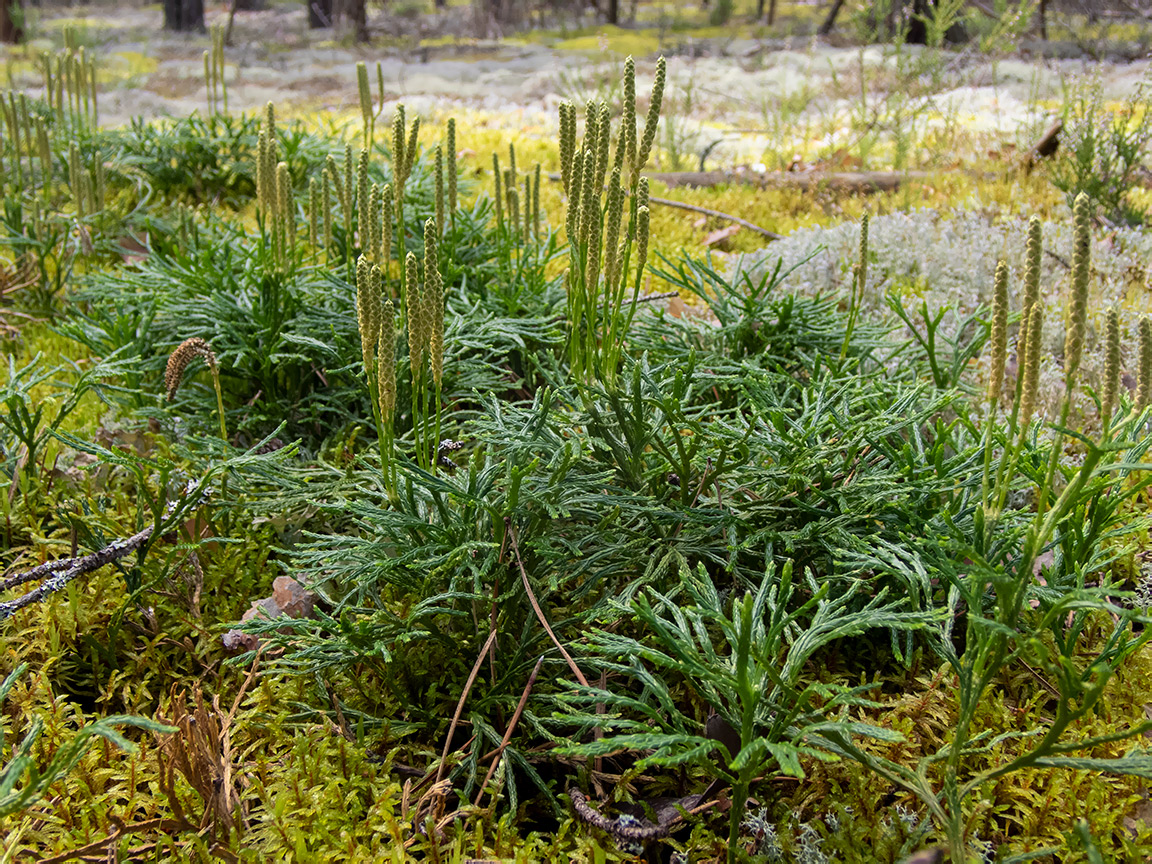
[[559, 55, 664, 385], [823, 204, 1152, 863]]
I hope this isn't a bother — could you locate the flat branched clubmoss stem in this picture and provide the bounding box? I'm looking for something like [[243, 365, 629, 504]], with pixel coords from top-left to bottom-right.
[[1019, 303, 1043, 433], [434, 145, 444, 238], [633, 56, 666, 188], [1101, 307, 1120, 428], [1065, 193, 1091, 388], [1018, 215, 1043, 368], [446, 119, 457, 230], [988, 260, 1009, 405], [1138, 317, 1152, 413]]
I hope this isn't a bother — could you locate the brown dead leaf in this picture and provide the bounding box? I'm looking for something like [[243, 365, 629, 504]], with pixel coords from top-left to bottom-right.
[[703, 224, 741, 249]]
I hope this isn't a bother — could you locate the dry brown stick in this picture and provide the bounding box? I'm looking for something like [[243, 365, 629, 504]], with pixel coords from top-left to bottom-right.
[[568, 788, 720, 840], [544, 170, 780, 240], [647, 195, 783, 240], [34, 819, 199, 864], [435, 628, 499, 783], [473, 655, 545, 807], [506, 519, 590, 688]]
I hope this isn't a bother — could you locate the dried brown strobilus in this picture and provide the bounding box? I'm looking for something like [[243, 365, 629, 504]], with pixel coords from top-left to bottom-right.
[[165, 337, 218, 402]]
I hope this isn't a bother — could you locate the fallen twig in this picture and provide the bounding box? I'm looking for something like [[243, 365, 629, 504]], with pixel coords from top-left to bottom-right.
[[474, 655, 545, 807], [568, 787, 719, 840], [507, 519, 590, 688], [436, 628, 499, 783], [0, 482, 208, 620], [647, 195, 782, 240]]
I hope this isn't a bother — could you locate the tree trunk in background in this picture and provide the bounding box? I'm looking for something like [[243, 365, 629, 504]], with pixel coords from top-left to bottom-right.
[[767, 0, 777, 24], [0, 0, 22, 43], [906, 0, 930, 44], [1038, 0, 1047, 39], [349, 0, 367, 41], [818, 0, 845, 34], [307, 0, 333, 28], [163, 0, 204, 31], [606, 0, 618, 24]]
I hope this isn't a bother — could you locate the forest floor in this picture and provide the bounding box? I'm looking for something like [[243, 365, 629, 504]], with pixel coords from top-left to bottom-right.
[[4, 3, 1152, 863]]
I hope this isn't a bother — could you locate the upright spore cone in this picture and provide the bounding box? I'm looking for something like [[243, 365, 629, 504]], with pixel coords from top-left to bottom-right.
[[425, 218, 444, 390], [356, 255, 381, 371], [391, 106, 405, 177], [1065, 193, 1091, 386], [434, 145, 444, 238], [1018, 215, 1043, 364], [632, 56, 666, 188], [857, 213, 870, 294], [378, 298, 396, 422], [356, 62, 372, 130], [559, 102, 576, 196], [446, 119, 458, 229], [623, 56, 637, 171], [1101, 307, 1120, 427], [406, 251, 424, 372], [1138, 317, 1152, 413], [988, 260, 1009, 405], [1019, 304, 1044, 432], [165, 337, 218, 401]]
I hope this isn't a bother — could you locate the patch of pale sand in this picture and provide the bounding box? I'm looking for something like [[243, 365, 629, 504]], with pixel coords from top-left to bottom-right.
[[19, 4, 1152, 166]]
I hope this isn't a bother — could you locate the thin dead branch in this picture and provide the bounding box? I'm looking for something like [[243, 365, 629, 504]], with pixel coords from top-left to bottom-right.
[[506, 519, 590, 688]]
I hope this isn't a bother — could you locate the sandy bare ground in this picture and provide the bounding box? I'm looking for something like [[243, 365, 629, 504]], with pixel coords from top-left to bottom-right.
[[8, 3, 1149, 170]]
